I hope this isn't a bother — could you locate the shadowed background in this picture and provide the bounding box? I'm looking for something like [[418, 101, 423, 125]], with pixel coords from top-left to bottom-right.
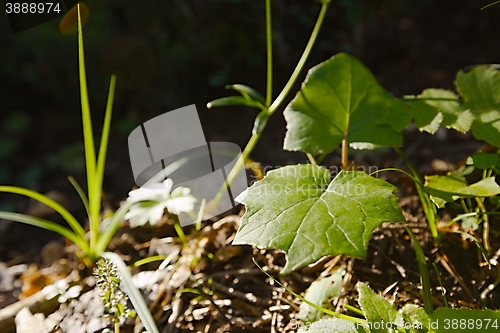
[[0, 0, 499, 259]]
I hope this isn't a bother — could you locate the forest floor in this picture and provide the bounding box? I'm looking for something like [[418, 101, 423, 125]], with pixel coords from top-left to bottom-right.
[[1, 127, 499, 333]]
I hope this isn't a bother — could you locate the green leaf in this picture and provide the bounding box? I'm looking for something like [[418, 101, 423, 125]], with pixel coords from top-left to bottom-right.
[[468, 152, 500, 170], [297, 318, 368, 333], [0, 211, 89, 254], [253, 109, 270, 135], [424, 174, 500, 202], [93, 74, 117, 247], [299, 268, 345, 323], [283, 53, 405, 155], [234, 166, 405, 274], [400, 304, 430, 333], [455, 65, 500, 148], [206, 96, 263, 109], [225, 84, 266, 104], [428, 307, 500, 333], [0, 186, 86, 239], [405, 89, 473, 134], [357, 282, 403, 333]]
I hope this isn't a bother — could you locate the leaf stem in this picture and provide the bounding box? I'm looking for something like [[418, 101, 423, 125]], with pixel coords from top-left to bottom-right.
[[306, 153, 318, 165], [341, 138, 348, 170], [268, 0, 330, 115], [207, 1, 330, 216], [265, 0, 273, 107], [476, 197, 491, 253], [401, 97, 459, 102]]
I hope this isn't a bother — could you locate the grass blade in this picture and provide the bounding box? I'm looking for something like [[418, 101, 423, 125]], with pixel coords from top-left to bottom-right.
[[252, 258, 365, 324], [95, 201, 133, 254], [404, 225, 434, 314], [68, 176, 90, 217], [102, 252, 160, 333], [77, 4, 98, 249], [92, 74, 117, 252], [0, 211, 89, 253], [0, 185, 86, 239]]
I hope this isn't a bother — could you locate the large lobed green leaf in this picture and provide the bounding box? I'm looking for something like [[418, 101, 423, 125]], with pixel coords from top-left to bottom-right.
[[283, 53, 406, 154], [455, 65, 500, 148], [234, 165, 405, 274]]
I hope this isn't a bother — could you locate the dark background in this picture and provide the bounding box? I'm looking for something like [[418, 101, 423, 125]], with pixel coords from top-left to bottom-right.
[[0, 0, 499, 259]]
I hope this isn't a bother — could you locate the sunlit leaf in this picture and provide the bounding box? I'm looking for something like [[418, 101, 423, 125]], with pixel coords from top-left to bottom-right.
[[225, 84, 266, 104], [357, 282, 403, 333], [456, 65, 500, 148], [283, 53, 405, 154], [405, 89, 473, 134], [424, 173, 500, 202], [234, 165, 405, 274]]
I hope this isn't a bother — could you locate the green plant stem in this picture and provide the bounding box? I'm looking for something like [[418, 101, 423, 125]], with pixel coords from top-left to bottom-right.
[[133, 255, 168, 267], [115, 322, 120, 333], [306, 153, 318, 165], [68, 176, 90, 217], [341, 138, 348, 170], [265, 0, 273, 107], [267, 0, 329, 115], [459, 198, 469, 213], [401, 97, 459, 102], [432, 262, 448, 308], [476, 197, 491, 253], [404, 225, 434, 314], [395, 148, 440, 241], [172, 215, 187, 246], [252, 258, 365, 324], [207, 0, 329, 216], [343, 304, 365, 316], [482, 0, 500, 10]]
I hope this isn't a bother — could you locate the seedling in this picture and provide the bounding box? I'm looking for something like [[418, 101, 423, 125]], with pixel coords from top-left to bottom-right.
[[208, 0, 500, 329]]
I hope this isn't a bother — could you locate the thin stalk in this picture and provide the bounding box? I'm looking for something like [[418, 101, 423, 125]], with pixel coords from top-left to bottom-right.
[[459, 198, 469, 214], [343, 304, 364, 316], [306, 153, 318, 165], [173, 216, 187, 246], [268, 0, 330, 115], [476, 197, 491, 253], [401, 97, 459, 102], [265, 0, 273, 107], [395, 148, 439, 240], [207, 0, 330, 215], [404, 225, 434, 314], [432, 262, 448, 307], [68, 176, 90, 217], [252, 258, 366, 324], [341, 138, 348, 170]]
